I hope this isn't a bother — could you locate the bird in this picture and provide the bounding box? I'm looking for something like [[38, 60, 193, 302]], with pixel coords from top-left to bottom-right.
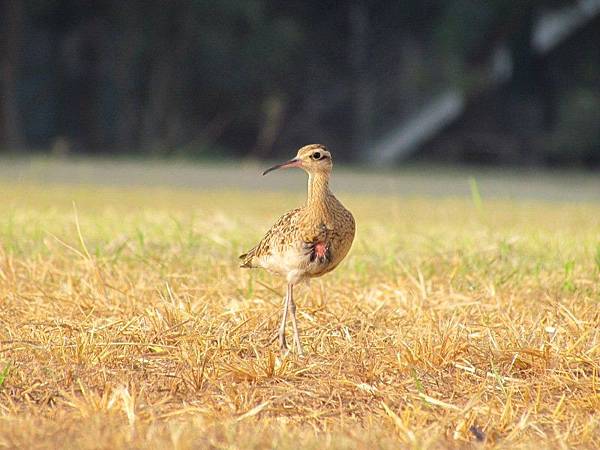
[[239, 144, 355, 356]]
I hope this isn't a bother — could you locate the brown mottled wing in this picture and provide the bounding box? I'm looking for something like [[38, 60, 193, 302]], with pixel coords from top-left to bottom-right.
[[239, 207, 302, 268], [300, 198, 356, 276], [326, 207, 355, 271], [300, 222, 329, 262], [310, 206, 355, 276]]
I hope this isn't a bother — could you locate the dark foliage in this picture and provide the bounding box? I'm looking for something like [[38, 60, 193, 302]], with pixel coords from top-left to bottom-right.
[[0, 0, 598, 166]]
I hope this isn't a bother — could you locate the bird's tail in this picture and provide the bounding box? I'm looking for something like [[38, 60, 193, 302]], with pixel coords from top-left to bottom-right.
[[238, 251, 255, 268]]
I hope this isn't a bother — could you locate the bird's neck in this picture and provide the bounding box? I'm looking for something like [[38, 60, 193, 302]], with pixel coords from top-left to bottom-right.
[[307, 171, 331, 207]]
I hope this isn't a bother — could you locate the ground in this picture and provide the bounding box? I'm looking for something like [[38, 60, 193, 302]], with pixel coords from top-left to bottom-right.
[[0, 159, 599, 449]]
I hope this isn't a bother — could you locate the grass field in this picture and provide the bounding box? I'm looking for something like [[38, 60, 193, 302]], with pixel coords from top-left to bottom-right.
[[0, 169, 599, 448]]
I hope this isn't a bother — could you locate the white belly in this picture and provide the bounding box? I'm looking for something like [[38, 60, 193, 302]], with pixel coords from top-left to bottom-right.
[[259, 244, 310, 284]]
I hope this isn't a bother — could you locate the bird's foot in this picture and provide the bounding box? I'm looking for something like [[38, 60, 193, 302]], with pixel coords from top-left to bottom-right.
[[280, 344, 290, 358], [279, 337, 304, 357], [279, 334, 289, 355], [292, 333, 304, 357]]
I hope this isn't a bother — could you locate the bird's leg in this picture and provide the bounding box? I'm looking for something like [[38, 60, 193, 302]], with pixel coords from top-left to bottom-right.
[[288, 283, 304, 357], [278, 286, 290, 354]]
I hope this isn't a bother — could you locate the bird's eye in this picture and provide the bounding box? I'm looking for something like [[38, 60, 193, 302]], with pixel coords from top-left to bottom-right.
[[312, 152, 321, 160]]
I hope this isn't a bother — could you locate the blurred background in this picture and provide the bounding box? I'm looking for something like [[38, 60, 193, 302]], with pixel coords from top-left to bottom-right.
[[1, 0, 600, 168]]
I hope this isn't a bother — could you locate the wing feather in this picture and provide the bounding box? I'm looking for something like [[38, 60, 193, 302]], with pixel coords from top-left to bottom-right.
[[239, 207, 302, 268]]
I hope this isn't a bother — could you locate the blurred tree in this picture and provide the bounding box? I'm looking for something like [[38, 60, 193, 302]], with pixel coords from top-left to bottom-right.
[[0, 0, 597, 166], [0, 0, 26, 150]]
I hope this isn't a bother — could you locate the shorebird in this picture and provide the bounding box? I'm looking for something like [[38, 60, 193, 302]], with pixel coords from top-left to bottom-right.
[[240, 144, 355, 356]]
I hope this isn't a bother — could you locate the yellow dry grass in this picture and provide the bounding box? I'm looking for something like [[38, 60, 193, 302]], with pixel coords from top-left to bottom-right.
[[0, 182, 599, 449]]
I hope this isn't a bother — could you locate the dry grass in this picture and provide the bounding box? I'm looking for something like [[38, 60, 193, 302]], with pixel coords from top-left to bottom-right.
[[0, 182, 599, 449]]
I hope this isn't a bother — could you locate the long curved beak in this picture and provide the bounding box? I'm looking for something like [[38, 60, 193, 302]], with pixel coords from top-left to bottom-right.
[[262, 158, 301, 176]]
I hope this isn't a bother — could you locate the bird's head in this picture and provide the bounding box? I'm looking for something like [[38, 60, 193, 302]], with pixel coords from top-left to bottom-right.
[[262, 144, 332, 176]]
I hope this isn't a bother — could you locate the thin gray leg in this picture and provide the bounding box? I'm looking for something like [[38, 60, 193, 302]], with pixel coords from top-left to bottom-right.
[[288, 283, 304, 356], [278, 286, 290, 353]]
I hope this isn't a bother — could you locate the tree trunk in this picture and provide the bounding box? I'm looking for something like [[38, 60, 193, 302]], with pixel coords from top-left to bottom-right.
[[114, 2, 143, 151], [252, 93, 286, 158], [0, 0, 25, 150], [507, 4, 543, 165], [349, 2, 373, 158]]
